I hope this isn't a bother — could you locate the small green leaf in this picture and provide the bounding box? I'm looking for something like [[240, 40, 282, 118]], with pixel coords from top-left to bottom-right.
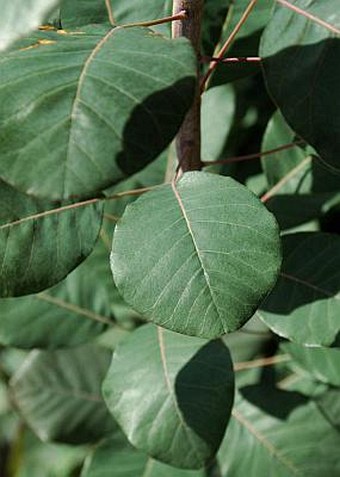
[[259, 232, 340, 347], [11, 345, 117, 444], [0, 180, 103, 297], [283, 342, 340, 387], [111, 172, 281, 338], [260, 1, 340, 172], [0, 27, 196, 199], [103, 324, 234, 469], [0, 0, 59, 51]]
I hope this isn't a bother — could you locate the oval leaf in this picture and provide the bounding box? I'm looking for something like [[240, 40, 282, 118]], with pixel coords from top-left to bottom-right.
[[102, 324, 234, 469], [111, 172, 281, 338], [11, 345, 117, 444], [0, 27, 196, 199], [259, 232, 340, 347], [0, 180, 103, 297], [260, 1, 340, 172]]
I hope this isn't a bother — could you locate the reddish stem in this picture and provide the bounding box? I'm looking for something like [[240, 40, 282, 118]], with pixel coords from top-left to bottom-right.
[[202, 141, 302, 167]]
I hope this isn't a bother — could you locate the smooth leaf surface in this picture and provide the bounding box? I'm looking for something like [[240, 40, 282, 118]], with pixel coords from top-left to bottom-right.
[[0, 180, 103, 297], [111, 172, 281, 338], [0, 237, 117, 349], [0, 0, 59, 51], [11, 345, 117, 444], [283, 342, 340, 387], [82, 433, 207, 477], [201, 85, 235, 163], [259, 232, 340, 347], [218, 386, 340, 476], [0, 27, 196, 199], [103, 324, 234, 469], [59, 0, 108, 27], [261, 1, 340, 172], [261, 111, 340, 229]]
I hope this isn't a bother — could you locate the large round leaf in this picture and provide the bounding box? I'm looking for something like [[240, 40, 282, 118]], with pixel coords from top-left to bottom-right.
[[0, 237, 118, 349], [0, 26, 196, 199], [217, 386, 340, 476], [103, 324, 234, 469], [260, 1, 340, 172], [0, 180, 103, 297], [111, 171, 281, 338], [11, 345, 117, 444], [259, 232, 340, 347], [0, 0, 59, 51], [82, 434, 207, 477]]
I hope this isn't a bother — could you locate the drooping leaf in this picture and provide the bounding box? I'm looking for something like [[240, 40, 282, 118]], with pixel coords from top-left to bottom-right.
[[0, 179, 103, 297], [0, 237, 118, 349], [11, 345, 117, 444], [260, 1, 340, 172], [259, 232, 340, 347], [82, 433, 207, 477], [217, 386, 340, 476], [103, 324, 234, 469], [282, 342, 340, 387], [0, 0, 59, 51], [111, 171, 281, 338], [201, 85, 235, 163], [0, 27, 196, 199]]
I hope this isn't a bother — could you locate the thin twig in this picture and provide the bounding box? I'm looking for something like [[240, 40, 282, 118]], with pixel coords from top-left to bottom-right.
[[200, 0, 258, 93], [261, 156, 311, 202], [202, 141, 302, 167], [234, 354, 290, 371], [121, 10, 187, 29], [105, 0, 115, 26], [276, 0, 340, 35], [201, 56, 261, 64]]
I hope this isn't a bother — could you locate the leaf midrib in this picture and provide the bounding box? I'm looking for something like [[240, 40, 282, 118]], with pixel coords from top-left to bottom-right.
[[171, 181, 223, 330]]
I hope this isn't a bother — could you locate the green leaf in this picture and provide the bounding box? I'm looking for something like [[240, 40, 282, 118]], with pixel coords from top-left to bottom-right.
[[217, 386, 340, 476], [0, 180, 103, 297], [0, 27, 196, 199], [109, 0, 228, 56], [111, 171, 281, 338], [259, 232, 340, 347], [11, 345, 117, 444], [282, 342, 340, 387], [102, 324, 234, 469], [201, 85, 235, 163], [0, 0, 59, 51], [261, 111, 340, 229], [14, 430, 87, 477], [82, 433, 207, 477], [260, 1, 340, 172], [0, 237, 117, 349], [59, 0, 108, 27]]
